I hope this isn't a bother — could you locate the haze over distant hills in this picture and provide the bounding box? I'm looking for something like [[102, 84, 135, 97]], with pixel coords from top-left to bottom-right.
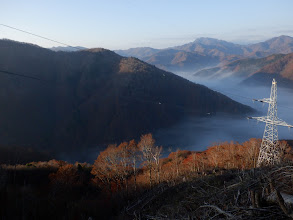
[[0, 39, 252, 154], [194, 54, 286, 79], [243, 53, 293, 86], [50, 46, 87, 52], [115, 35, 293, 73], [114, 47, 159, 59], [115, 35, 293, 87], [193, 52, 293, 87]]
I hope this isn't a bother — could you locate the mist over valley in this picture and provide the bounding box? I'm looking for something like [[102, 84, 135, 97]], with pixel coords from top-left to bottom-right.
[[1, 36, 293, 162], [153, 78, 293, 156], [0, 39, 255, 163], [3, 1, 293, 219]]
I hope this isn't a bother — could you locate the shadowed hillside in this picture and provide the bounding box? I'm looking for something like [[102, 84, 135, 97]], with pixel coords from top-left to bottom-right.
[[0, 39, 252, 154]]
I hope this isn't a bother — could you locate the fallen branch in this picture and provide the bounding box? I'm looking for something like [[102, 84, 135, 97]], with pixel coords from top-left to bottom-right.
[[199, 205, 235, 219]]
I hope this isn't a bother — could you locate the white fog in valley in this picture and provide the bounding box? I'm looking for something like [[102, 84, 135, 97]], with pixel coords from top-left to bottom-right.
[[154, 73, 293, 155], [57, 74, 293, 162]]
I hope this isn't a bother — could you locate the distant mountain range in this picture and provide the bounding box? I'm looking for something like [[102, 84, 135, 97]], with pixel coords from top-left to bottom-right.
[[50, 46, 87, 52], [0, 39, 252, 153], [194, 52, 293, 87], [194, 54, 286, 79], [115, 47, 159, 59], [243, 53, 293, 86], [144, 49, 219, 72], [115, 35, 293, 73]]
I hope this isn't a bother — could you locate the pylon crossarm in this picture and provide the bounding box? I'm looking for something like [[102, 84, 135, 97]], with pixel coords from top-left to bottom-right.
[[249, 79, 292, 167], [253, 98, 273, 104], [249, 116, 293, 128]]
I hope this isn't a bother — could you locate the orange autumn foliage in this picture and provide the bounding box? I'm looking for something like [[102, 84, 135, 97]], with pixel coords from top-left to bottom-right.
[[49, 164, 81, 188], [90, 135, 293, 193]]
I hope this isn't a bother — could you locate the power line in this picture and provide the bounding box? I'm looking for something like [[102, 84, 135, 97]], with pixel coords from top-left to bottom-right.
[[2, 66, 293, 114], [0, 69, 49, 82], [0, 69, 254, 116], [0, 23, 82, 50], [0, 69, 220, 116], [2, 23, 293, 112], [0, 24, 249, 112]]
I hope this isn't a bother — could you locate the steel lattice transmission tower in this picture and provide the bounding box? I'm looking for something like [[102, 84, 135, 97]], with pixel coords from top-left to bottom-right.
[[248, 79, 293, 167]]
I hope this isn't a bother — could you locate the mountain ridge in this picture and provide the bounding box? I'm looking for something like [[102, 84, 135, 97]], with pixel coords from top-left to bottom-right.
[[243, 53, 293, 86], [50, 46, 87, 52], [194, 54, 286, 79], [115, 35, 293, 73], [0, 39, 252, 154]]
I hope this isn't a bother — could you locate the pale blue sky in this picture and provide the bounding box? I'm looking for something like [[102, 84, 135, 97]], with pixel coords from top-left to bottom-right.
[[1, 0, 293, 50]]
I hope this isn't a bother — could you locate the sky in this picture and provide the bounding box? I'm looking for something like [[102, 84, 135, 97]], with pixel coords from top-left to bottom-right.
[[1, 0, 293, 50]]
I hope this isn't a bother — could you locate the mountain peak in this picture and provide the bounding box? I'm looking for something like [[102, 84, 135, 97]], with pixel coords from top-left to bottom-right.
[[85, 48, 111, 53], [265, 35, 293, 43], [119, 57, 153, 73], [192, 37, 233, 46], [279, 35, 292, 38], [194, 37, 221, 43], [84, 48, 121, 57], [274, 35, 292, 39], [0, 38, 252, 152], [50, 46, 86, 52]]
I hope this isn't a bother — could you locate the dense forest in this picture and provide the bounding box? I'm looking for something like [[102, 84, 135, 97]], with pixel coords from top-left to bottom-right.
[[2, 1, 293, 219], [0, 39, 252, 157], [1, 134, 293, 219]]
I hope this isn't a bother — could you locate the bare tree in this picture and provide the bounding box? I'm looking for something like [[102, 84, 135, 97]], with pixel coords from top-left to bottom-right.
[[128, 139, 141, 191], [153, 146, 162, 184], [191, 152, 197, 173], [91, 144, 120, 193], [138, 133, 155, 188], [117, 142, 131, 193], [174, 149, 181, 177], [246, 138, 260, 168]]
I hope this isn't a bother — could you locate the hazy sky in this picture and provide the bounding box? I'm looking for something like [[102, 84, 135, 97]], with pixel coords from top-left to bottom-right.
[[1, 0, 293, 50]]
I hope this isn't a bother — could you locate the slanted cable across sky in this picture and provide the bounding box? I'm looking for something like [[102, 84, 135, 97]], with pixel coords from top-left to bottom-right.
[[1, 0, 293, 50]]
